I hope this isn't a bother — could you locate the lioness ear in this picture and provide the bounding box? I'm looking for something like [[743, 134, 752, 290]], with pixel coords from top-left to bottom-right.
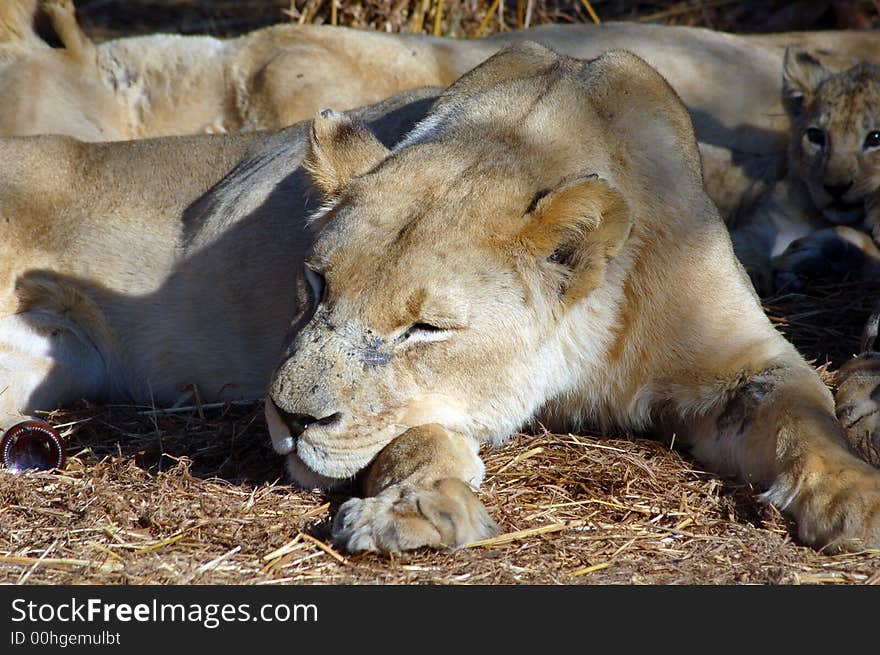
[[782, 48, 830, 117], [516, 175, 632, 303], [303, 109, 390, 197]]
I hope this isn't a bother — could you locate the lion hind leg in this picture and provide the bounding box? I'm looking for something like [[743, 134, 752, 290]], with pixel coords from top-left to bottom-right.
[[0, 306, 109, 433], [0, 1, 40, 50]]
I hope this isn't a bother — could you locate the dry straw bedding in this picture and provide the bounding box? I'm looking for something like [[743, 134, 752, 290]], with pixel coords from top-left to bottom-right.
[[2, 282, 880, 585], [4, 1, 880, 585]]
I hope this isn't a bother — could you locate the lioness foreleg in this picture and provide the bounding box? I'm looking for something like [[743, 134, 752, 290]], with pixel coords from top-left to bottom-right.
[[331, 424, 498, 553], [686, 364, 880, 552]]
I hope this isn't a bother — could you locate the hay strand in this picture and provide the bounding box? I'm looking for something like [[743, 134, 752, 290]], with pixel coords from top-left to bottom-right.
[[569, 561, 613, 577], [475, 0, 500, 35], [466, 520, 587, 547], [579, 0, 600, 24], [300, 533, 348, 564], [432, 0, 444, 35]]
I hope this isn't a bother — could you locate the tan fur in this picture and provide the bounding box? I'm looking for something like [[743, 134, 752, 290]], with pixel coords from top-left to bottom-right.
[[0, 0, 42, 58], [41, 0, 94, 65], [722, 49, 880, 291], [303, 110, 392, 197], [259, 44, 880, 555], [0, 5, 459, 140], [835, 304, 880, 468], [0, 86, 438, 433], [0, 1, 128, 140], [1, 1, 878, 154], [335, 425, 495, 552]]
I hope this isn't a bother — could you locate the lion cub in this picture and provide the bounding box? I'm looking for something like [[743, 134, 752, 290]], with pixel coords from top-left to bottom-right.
[[727, 48, 880, 292]]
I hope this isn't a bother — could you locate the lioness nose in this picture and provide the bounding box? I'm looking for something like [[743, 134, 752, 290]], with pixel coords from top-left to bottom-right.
[[824, 181, 853, 199], [272, 403, 342, 438]]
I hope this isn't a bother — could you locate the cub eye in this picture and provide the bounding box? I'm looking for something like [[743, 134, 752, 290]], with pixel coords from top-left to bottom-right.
[[805, 127, 826, 147], [303, 265, 326, 304], [864, 131, 880, 150]]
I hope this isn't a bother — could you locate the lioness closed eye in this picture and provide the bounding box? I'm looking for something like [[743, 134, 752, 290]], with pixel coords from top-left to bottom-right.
[[266, 43, 880, 554]]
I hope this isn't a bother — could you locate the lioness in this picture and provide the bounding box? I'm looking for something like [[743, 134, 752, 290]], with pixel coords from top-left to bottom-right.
[[4, 0, 878, 156], [4, 44, 880, 555], [720, 48, 880, 291], [261, 43, 880, 554], [0, 0, 460, 140]]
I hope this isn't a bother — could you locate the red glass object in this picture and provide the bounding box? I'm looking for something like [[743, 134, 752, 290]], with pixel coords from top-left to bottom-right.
[[0, 421, 65, 473]]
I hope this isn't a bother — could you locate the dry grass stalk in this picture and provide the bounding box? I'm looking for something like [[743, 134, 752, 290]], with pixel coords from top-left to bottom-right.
[[467, 521, 588, 547], [433, 0, 444, 34], [636, 0, 737, 23], [300, 532, 348, 563], [569, 561, 613, 577], [579, 0, 600, 24], [475, 0, 500, 34]]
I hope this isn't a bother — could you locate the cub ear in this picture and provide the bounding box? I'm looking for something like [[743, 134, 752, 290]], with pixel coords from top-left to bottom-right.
[[303, 109, 390, 197], [516, 175, 632, 303], [782, 47, 830, 117]]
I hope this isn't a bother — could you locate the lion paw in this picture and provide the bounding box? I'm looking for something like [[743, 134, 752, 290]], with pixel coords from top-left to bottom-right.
[[331, 478, 498, 553], [767, 459, 880, 552], [835, 355, 880, 468], [802, 473, 880, 553], [770, 227, 878, 292]]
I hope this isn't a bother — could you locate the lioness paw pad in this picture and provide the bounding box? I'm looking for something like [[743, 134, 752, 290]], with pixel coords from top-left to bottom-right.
[[331, 479, 498, 553]]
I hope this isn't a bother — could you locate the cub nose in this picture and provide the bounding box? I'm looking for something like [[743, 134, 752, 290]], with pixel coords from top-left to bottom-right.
[[824, 180, 853, 200], [272, 403, 343, 438]]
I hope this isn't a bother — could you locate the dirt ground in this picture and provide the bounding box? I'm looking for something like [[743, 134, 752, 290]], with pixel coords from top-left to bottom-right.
[[3, 1, 880, 585]]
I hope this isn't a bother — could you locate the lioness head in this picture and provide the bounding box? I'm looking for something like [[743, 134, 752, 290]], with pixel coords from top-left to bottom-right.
[[782, 47, 880, 225], [266, 43, 702, 488]]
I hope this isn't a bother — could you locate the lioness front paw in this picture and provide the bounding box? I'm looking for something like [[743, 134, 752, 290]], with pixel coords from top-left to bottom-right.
[[331, 478, 498, 553], [768, 459, 880, 552]]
